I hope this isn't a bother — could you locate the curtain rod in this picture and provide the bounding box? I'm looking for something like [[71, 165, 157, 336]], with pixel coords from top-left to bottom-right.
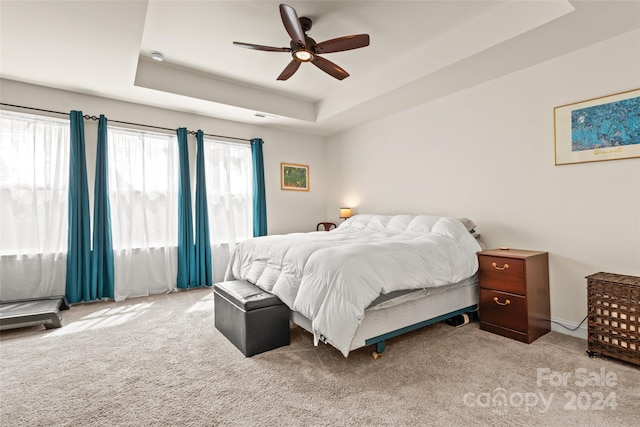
[[0, 102, 253, 143]]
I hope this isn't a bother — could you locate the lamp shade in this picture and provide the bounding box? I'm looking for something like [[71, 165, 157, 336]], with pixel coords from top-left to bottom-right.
[[339, 207, 352, 219]]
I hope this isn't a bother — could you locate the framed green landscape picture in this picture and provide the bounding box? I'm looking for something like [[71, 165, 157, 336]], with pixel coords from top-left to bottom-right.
[[281, 162, 309, 191]]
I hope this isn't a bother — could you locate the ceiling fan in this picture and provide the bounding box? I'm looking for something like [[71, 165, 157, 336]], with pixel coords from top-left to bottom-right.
[[233, 3, 370, 81]]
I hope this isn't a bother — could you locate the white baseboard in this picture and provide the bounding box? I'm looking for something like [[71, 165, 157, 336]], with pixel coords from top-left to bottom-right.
[[550, 316, 588, 340]]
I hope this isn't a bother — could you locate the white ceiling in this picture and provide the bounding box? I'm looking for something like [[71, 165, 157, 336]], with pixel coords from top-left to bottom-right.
[[1, 1, 639, 137]]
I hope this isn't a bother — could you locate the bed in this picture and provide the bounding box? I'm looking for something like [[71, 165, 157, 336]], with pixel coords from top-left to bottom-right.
[[224, 214, 482, 357]]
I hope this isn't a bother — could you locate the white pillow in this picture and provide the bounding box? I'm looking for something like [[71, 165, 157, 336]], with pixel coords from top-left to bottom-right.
[[456, 217, 478, 232]]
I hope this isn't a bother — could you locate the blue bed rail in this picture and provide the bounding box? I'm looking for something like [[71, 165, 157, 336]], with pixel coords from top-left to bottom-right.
[[365, 304, 478, 356]]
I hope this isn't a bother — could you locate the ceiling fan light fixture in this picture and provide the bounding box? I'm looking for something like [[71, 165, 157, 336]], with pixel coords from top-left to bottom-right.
[[293, 49, 314, 62], [233, 4, 370, 80]]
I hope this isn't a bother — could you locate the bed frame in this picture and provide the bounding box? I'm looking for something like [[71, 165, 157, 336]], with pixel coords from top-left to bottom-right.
[[291, 280, 478, 358]]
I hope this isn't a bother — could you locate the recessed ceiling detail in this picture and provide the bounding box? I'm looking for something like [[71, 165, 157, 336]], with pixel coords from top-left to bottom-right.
[[1, 1, 639, 137]]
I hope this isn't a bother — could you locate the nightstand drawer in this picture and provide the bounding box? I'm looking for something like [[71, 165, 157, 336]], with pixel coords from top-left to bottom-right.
[[479, 289, 528, 333], [478, 255, 525, 295]]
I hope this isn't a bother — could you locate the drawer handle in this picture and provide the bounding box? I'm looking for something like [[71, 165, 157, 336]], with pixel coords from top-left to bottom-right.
[[491, 262, 509, 271], [493, 296, 511, 306]]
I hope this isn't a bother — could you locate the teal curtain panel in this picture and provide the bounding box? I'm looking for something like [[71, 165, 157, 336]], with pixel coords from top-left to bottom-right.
[[250, 138, 267, 237], [194, 130, 213, 287], [90, 115, 115, 299], [65, 111, 91, 303], [176, 127, 195, 288]]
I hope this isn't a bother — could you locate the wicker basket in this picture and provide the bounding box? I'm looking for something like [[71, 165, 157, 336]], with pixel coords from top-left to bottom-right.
[[586, 272, 639, 366]]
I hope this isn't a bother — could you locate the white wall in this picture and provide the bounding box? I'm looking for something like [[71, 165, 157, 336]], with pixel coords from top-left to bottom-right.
[[326, 29, 640, 337], [0, 79, 327, 235]]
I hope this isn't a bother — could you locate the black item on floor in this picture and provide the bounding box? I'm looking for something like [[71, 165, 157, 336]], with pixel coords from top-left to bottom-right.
[[445, 311, 477, 327], [214, 280, 290, 357], [0, 296, 70, 331]]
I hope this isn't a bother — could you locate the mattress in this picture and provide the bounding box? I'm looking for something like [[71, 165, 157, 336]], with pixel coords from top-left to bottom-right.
[[291, 277, 478, 352], [366, 274, 478, 311]]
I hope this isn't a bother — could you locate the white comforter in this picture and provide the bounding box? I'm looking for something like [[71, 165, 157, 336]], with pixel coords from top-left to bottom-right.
[[224, 214, 482, 356]]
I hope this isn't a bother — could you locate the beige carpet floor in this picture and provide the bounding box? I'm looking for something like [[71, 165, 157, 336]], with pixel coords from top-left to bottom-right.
[[1, 287, 638, 426]]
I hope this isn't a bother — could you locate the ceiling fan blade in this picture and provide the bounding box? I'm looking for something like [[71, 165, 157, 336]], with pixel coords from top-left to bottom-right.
[[233, 41, 291, 52], [277, 60, 301, 81], [279, 4, 305, 46], [316, 34, 370, 54], [311, 56, 349, 80]]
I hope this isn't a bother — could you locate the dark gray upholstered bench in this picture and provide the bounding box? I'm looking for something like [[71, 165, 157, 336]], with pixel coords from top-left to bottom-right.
[[214, 280, 290, 357]]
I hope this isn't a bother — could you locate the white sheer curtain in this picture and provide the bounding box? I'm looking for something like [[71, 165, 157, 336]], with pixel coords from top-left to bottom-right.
[[203, 139, 253, 282], [0, 111, 69, 300], [107, 127, 179, 301]]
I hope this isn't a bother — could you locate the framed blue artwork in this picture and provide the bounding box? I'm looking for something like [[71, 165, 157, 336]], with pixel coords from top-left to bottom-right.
[[554, 88, 639, 165]]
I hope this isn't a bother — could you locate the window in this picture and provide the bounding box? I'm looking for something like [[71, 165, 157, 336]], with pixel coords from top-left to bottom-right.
[[0, 110, 69, 255], [107, 126, 179, 249], [202, 139, 253, 246], [0, 113, 256, 298], [107, 126, 179, 300], [0, 110, 69, 300]]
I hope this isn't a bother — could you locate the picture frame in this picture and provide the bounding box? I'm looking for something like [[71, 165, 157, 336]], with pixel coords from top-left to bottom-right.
[[280, 162, 309, 191], [554, 88, 640, 165]]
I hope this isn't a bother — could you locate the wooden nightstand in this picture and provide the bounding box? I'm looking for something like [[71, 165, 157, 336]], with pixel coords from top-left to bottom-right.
[[478, 249, 551, 343]]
